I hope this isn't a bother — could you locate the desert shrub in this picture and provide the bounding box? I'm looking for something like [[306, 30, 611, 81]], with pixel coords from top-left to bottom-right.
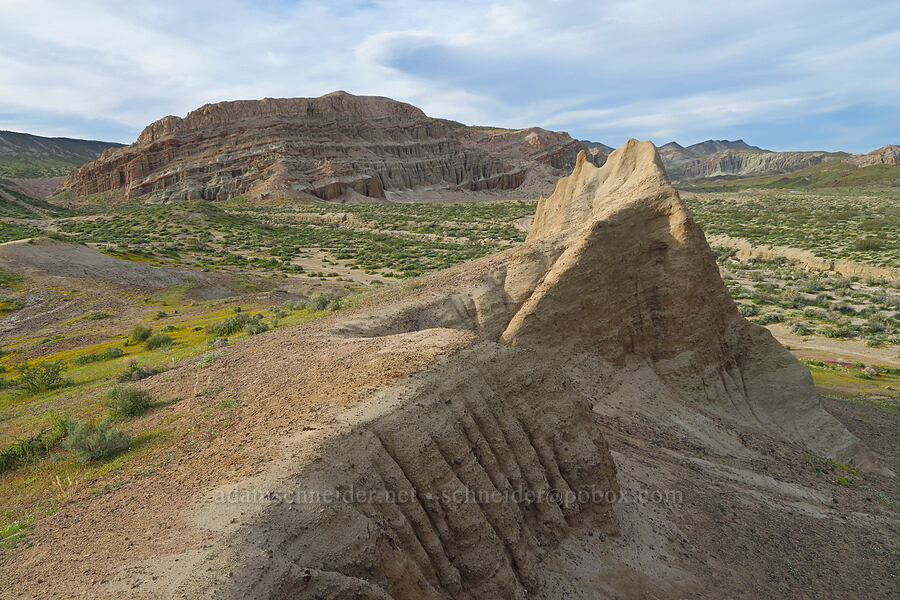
[[245, 320, 269, 335], [833, 303, 857, 315], [0, 297, 25, 312], [207, 313, 250, 337], [756, 312, 783, 325], [63, 419, 131, 463], [105, 385, 152, 419], [16, 361, 69, 393], [74, 345, 126, 365], [791, 322, 812, 336], [853, 236, 885, 251], [0, 267, 20, 287], [820, 324, 856, 338], [144, 333, 173, 350], [86, 311, 112, 320], [0, 417, 70, 474], [129, 325, 152, 344], [117, 359, 161, 382], [803, 307, 826, 319], [312, 292, 343, 311], [738, 304, 758, 317]]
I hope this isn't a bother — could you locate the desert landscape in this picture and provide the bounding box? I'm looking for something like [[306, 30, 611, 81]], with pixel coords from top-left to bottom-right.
[[1, 3, 898, 599]]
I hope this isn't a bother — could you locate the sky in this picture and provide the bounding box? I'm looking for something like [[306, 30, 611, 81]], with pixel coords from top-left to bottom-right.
[[1, 0, 898, 153]]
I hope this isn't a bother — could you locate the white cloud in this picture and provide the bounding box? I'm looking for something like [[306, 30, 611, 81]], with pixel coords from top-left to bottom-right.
[[0, 0, 897, 151]]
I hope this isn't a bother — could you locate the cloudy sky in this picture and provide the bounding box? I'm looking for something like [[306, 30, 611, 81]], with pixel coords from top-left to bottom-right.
[[1, 0, 898, 152]]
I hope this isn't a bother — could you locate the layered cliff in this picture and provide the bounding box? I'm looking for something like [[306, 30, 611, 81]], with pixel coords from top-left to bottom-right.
[[57, 92, 609, 203], [851, 144, 900, 166]]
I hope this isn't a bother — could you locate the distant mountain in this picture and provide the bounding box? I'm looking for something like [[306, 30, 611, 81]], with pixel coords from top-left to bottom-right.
[[658, 138, 851, 180], [684, 139, 762, 154], [0, 130, 123, 179]]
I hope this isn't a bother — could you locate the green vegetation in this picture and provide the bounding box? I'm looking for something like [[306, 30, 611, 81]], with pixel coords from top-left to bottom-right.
[[679, 161, 900, 191], [0, 516, 32, 549], [718, 255, 899, 346], [0, 156, 88, 178], [129, 325, 153, 344], [117, 359, 162, 382], [62, 418, 132, 463], [51, 200, 533, 279], [0, 417, 70, 474], [683, 189, 899, 266], [0, 267, 21, 287], [15, 361, 70, 393], [105, 385, 152, 419], [73, 346, 124, 365], [144, 333, 173, 350]]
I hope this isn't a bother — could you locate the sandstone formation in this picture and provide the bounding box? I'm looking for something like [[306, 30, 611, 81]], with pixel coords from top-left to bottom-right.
[[57, 92, 610, 203], [159, 140, 870, 599], [850, 144, 900, 167]]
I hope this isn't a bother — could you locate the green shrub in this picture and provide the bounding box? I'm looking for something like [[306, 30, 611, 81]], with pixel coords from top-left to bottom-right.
[[820, 324, 856, 338], [0, 267, 20, 287], [116, 359, 161, 382], [130, 325, 152, 344], [207, 313, 250, 337], [738, 304, 758, 317], [0, 417, 70, 474], [312, 292, 343, 311], [144, 333, 173, 350], [105, 385, 152, 419], [16, 361, 69, 393], [63, 419, 131, 463], [86, 311, 112, 320], [853, 236, 885, 251], [756, 312, 784, 325], [245, 320, 269, 335], [74, 345, 126, 365]]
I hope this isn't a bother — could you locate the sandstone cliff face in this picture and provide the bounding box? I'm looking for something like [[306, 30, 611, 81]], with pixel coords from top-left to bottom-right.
[[171, 140, 867, 600], [58, 92, 608, 203], [851, 144, 900, 166]]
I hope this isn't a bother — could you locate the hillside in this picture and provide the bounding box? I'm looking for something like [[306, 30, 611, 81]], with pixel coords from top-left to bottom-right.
[[679, 159, 900, 190], [0, 130, 122, 178], [658, 138, 848, 180], [57, 92, 611, 204]]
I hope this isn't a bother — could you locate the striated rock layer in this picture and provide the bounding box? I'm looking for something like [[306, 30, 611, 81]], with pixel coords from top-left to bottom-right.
[[169, 140, 869, 599], [851, 144, 900, 167], [58, 92, 609, 203]]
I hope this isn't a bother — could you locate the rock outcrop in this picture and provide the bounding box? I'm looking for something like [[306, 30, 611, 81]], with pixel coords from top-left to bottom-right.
[[850, 144, 900, 167], [169, 140, 868, 599], [57, 92, 610, 203]]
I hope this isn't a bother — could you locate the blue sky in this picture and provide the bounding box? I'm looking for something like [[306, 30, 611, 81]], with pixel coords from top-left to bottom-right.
[[1, 0, 898, 152]]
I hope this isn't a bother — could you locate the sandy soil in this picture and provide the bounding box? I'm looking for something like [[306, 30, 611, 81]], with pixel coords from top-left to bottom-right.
[[769, 323, 900, 368]]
